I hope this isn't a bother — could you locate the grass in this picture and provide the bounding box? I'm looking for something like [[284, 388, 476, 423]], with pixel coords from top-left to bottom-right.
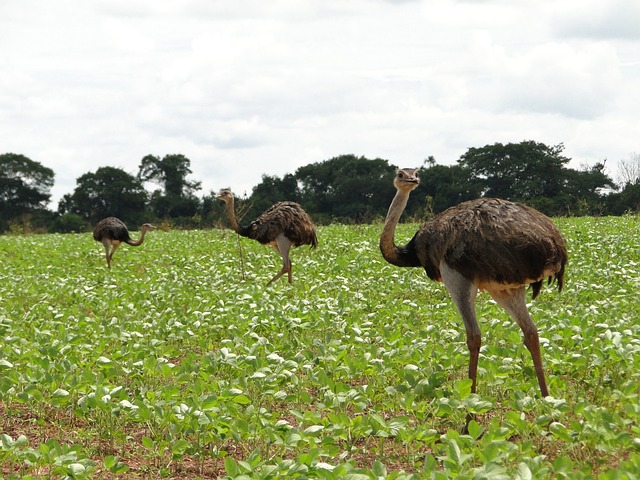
[[0, 216, 639, 478]]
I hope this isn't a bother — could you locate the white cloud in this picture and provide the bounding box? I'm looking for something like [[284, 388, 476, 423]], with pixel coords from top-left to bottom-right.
[[483, 42, 621, 119], [551, 0, 640, 40], [101, 18, 157, 54], [1, 0, 638, 207]]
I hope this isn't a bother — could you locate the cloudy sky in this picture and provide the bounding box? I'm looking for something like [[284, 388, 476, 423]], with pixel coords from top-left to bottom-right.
[[2, 0, 639, 207]]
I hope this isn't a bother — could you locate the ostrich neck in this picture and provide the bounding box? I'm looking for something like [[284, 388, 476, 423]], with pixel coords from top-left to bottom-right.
[[225, 198, 247, 236], [380, 189, 415, 267], [127, 228, 148, 246]]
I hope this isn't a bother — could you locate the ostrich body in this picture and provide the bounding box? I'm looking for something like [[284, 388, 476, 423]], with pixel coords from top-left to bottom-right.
[[93, 217, 156, 268], [216, 189, 318, 285], [380, 168, 567, 399]]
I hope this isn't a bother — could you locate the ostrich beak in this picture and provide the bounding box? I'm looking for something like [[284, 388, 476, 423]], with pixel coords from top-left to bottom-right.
[[402, 173, 420, 185]]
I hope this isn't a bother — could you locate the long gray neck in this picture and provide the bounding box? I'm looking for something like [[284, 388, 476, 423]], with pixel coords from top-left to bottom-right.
[[380, 189, 416, 267]]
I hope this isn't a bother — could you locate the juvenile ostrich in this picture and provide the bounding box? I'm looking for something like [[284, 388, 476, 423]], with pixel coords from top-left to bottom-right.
[[380, 168, 567, 401], [216, 189, 318, 285], [93, 217, 157, 268]]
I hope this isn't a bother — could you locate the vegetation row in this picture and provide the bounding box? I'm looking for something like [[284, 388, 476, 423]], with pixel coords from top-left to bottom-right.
[[0, 214, 639, 478], [2, 140, 640, 234]]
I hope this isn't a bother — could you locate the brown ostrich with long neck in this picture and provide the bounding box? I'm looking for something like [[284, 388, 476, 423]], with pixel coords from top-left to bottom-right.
[[216, 189, 318, 285], [93, 217, 156, 268], [380, 168, 567, 406]]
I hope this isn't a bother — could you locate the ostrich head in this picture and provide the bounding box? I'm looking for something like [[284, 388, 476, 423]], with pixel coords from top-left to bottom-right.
[[215, 189, 234, 204], [394, 168, 420, 193]]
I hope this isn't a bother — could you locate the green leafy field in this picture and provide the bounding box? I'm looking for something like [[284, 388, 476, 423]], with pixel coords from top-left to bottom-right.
[[1, 216, 639, 479]]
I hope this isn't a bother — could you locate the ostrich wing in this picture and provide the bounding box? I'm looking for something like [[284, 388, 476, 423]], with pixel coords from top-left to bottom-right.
[[248, 202, 317, 247], [415, 198, 567, 290], [93, 217, 131, 242]]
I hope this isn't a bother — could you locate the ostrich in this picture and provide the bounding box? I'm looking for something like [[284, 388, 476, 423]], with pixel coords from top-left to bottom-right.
[[216, 189, 318, 285], [380, 168, 567, 402], [93, 217, 157, 268]]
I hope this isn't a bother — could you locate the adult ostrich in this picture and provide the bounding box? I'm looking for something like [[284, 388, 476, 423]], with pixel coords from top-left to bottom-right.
[[93, 217, 157, 268], [216, 189, 318, 285], [380, 168, 567, 401]]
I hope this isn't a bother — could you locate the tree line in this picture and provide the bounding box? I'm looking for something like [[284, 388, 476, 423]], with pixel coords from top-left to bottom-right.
[[1, 140, 639, 234]]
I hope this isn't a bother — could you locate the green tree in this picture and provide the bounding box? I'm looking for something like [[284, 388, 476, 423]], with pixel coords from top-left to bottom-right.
[[51, 213, 86, 233], [418, 157, 480, 214], [59, 166, 148, 225], [295, 154, 398, 222], [607, 183, 640, 214], [607, 153, 640, 214], [560, 162, 616, 215], [138, 154, 201, 197], [138, 154, 201, 219], [458, 141, 570, 200], [456, 140, 615, 215], [247, 173, 300, 219], [0, 153, 54, 230]]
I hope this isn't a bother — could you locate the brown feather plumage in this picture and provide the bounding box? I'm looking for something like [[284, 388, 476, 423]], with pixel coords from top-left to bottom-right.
[[414, 198, 566, 298], [380, 167, 567, 423], [216, 189, 317, 285], [93, 217, 156, 268], [245, 201, 318, 248]]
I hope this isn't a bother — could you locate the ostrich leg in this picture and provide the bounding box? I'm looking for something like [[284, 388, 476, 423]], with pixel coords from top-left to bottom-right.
[[440, 263, 481, 431], [440, 263, 481, 392], [104, 241, 121, 269], [267, 234, 293, 285], [102, 240, 111, 268], [489, 287, 550, 397], [102, 240, 120, 269]]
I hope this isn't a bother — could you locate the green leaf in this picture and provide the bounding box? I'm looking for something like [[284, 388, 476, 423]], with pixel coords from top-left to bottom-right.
[[233, 394, 251, 405], [110, 461, 129, 474], [1, 434, 15, 449], [287, 432, 303, 446], [442, 439, 472, 468], [304, 425, 324, 434], [516, 462, 533, 480], [67, 463, 85, 475], [466, 419, 483, 439], [141, 436, 154, 450], [171, 439, 190, 455], [464, 394, 493, 413], [0, 359, 14, 368], [52, 388, 69, 398], [370, 413, 387, 428], [549, 422, 574, 442], [372, 460, 387, 477], [454, 378, 473, 398], [201, 395, 218, 410], [224, 456, 238, 477]]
